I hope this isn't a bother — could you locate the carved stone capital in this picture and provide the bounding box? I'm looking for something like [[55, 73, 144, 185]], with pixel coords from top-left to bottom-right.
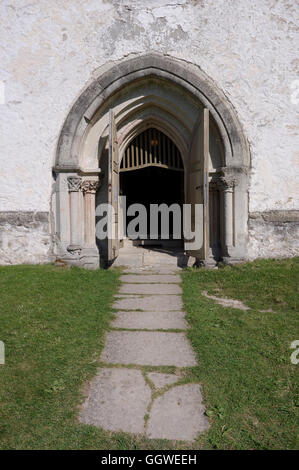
[[218, 167, 238, 190], [81, 179, 100, 194], [67, 176, 82, 192], [218, 175, 236, 191], [218, 166, 249, 191]]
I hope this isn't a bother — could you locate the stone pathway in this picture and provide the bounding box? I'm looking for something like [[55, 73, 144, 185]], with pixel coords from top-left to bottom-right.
[[79, 268, 209, 441]]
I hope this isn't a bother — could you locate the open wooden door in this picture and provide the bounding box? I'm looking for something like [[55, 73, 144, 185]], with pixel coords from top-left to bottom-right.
[[108, 109, 119, 261], [185, 107, 209, 260]]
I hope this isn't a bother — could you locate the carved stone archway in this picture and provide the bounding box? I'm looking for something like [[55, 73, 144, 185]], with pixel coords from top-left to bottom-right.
[[53, 53, 250, 268]]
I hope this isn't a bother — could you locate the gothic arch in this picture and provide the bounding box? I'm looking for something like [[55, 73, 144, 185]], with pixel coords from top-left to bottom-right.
[[53, 53, 250, 268]]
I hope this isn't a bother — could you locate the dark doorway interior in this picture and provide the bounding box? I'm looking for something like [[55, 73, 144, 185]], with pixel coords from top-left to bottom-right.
[[120, 166, 184, 246]]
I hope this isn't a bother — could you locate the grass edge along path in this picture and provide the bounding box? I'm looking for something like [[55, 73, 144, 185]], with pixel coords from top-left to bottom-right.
[[0, 265, 191, 450], [0, 259, 298, 449], [182, 258, 299, 450]]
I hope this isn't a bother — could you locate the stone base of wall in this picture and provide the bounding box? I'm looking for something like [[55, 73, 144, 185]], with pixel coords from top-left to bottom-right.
[[0, 212, 54, 265], [0, 210, 298, 266], [248, 210, 299, 260]]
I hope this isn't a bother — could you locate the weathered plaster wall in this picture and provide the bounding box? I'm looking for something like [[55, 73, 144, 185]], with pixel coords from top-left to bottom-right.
[[248, 211, 299, 260], [0, 212, 53, 265], [0, 0, 298, 262]]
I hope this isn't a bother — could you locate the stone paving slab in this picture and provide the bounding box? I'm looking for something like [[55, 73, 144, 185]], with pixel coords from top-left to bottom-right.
[[114, 294, 141, 299], [79, 259, 209, 442], [119, 283, 182, 295], [111, 310, 187, 330], [113, 254, 143, 267], [113, 295, 183, 311], [122, 267, 181, 274], [120, 274, 181, 283], [143, 253, 186, 266], [146, 384, 209, 441], [100, 331, 197, 366], [147, 372, 180, 389], [79, 368, 151, 433]]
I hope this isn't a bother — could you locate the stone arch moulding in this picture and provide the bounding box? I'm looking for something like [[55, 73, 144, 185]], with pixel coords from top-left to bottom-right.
[[53, 53, 250, 269]]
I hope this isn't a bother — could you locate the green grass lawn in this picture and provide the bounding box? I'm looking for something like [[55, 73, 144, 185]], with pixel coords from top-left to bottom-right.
[[0, 259, 298, 449], [183, 258, 299, 450], [0, 265, 122, 449]]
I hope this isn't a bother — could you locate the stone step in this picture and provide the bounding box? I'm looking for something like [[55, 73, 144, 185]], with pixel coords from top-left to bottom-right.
[[79, 368, 208, 441], [112, 248, 191, 268], [100, 331, 197, 367], [112, 254, 144, 267], [111, 310, 187, 330], [113, 294, 183, 311], [118, 283, 182, 295], [146, 384, 208, 441], [122, 266, 182, 274], [143, 253, 188, 266], [79, 368, 151, 434], [120, 274, 181, 283]]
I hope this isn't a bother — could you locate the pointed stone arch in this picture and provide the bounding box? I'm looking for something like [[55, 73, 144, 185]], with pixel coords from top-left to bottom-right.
[[53, 53, 250, 268]]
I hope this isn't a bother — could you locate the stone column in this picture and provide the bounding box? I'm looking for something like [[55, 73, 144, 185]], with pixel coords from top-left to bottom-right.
[[81, 179, 100, 247], [67, 176, 82, 253], [209, 181, 220, 259], [81, 178, 100, 268], [219, 175, 235, 257], [197, 180, 218, 268]]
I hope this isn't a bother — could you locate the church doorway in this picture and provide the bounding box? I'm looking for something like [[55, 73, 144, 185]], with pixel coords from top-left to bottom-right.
[[54, 54, 250, 269], [119, 127, 184, 250]]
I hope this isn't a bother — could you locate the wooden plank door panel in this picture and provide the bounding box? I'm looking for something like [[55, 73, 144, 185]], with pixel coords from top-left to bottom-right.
[[108, 109, 119, 261], [185, 107, 209, 259]]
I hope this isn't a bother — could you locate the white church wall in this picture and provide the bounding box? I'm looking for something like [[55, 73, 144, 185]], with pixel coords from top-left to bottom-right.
[[0, 212, 53, 265], [0, 0, 298, 263]]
